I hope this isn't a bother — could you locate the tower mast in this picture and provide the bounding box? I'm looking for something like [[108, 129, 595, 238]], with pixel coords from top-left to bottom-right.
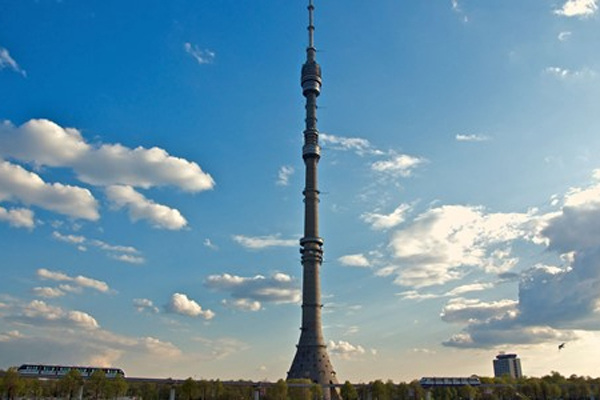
[[288, 0, 339, 394]]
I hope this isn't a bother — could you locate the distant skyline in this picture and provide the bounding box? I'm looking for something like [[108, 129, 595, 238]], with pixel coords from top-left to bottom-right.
[[1, 0, 600, 383]]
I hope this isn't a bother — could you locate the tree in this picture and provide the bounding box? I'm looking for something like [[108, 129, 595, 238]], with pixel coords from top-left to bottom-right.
[[458, 384, 476, 400], [341, 381, 358, 400], [288, 379, 312, 400], [181, 378, 200, 400], [59, 369, 84, 400], [88, 369, 107, 400], [107, 374, 128, 399], [2, 367, 24, 400], [370, 380, 389, 400], [267, 379, 288, 400]]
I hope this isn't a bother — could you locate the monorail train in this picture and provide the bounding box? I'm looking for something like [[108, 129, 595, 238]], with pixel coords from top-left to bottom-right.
[[18, 364, 125, 378], [419, 376, 481, 388]]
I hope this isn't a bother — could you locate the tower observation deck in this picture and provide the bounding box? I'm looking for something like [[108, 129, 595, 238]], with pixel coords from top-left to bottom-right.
[[287, 1, 339, 397]]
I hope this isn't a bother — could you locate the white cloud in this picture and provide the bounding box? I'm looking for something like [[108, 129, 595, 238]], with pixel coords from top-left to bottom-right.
[[222, 299, 262, 312], [320, 133, 382, 156], [0, 206, 34, 228], [276, 165, 294, 186], [32, 287, 66, 298], [387, 205, 532, 288], [328, 340, 366, 360], [441, 171, 600, 348], [544, 66, 596, 80], [133, 298, 159, 313], [53, 231, 144, 264], [184, 43, 215, 65], [0, 119, 214, 225], [371, 154, 425, 177], [77, 143, 215, 191], [445, 282, 494, 297], [554, 0, 598, 17], [37, 268, 110, 293], [106, 185, 187, 230], [205, 273, 301, 307], [338, 253, 370, 268], [0, 161, 99, 220], [558, 31, 573, 41], [0, 330, 24, 342], [165, 293, 215, 319], [203, 238, 218, 250], [232, 234, 297, 249], [455, 134, 490, 142], [361, 203, 410, 230], [10, 300, 99, 330], [450, 0, 469, 22], [0, 47, 26, 77], [440, 298, 518, 323]]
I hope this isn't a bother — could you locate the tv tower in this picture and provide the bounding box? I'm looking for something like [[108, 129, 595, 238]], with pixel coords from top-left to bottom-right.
[[287, 0, 339, 394]]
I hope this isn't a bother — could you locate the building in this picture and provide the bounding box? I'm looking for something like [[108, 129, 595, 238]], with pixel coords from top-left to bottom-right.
[[287, 1, 339, 397], [493, 353, 523, 379]]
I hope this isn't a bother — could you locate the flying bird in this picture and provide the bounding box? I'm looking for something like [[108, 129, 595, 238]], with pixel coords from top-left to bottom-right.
[[558, 343, 566, 350]]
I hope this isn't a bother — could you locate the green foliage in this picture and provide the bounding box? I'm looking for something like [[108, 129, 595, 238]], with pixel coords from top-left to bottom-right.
[[266, 378, 288, 400], [340, 380, 358, 400], [1, 367, 24, 400], [288, 378, 313, 400]]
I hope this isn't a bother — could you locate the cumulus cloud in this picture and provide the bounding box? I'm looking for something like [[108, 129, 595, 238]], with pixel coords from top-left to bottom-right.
[[106, 185, 187, 230], [32, 287, 66, 298], [441, 298, 518, 323], [361, 203, 410, 230], [554, 0, 598, 17], [232, 234, 297, 249], [184, 43, 215, 65], [328, 340, 366, 360], [441, 171, 600, 348], [37, 268, 110, 293], [276, 165, 294, 186], [0, 206, 34, 228], [0, 47, 26, 76], [338, 253, 370, 268], [387, 205, 532, 288], [133, 298, 160, 313], [8, 300, 99, 330], [205, 272, 300, 309], [0, 161, 99, 220], [371, 154, 425, 177], [0, 119, 214, 226], [165, 293, 215, 320]]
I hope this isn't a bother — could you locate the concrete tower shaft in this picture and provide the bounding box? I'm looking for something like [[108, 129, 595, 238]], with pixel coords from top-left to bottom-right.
[[288, 1, 339, 394]]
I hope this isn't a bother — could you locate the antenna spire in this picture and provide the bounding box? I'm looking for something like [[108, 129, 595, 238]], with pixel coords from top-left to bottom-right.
[[308, 0, 315, 50]]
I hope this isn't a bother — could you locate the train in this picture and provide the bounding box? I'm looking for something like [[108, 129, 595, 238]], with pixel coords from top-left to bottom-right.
[[18, 364, 125, 378], [419, 376, 481, 388]]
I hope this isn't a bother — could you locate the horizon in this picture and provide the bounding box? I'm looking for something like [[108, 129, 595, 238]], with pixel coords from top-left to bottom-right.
[[2, 0, 600, 383]]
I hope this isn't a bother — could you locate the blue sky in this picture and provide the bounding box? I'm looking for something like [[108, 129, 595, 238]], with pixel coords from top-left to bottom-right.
[[1, 0, 600, 383]]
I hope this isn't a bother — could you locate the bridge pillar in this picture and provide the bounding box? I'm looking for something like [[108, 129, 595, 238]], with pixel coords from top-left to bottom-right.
[[169, 386, 176, 400], [253, 386, 260, 400], [425, 390, 432, 400], [77, 385, 84, 400]]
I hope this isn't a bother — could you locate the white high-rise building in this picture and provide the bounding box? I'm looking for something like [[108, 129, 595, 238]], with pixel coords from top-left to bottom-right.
[[493, 353, 523, 379]]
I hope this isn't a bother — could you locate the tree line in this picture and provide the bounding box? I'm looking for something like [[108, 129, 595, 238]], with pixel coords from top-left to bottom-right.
[[2, 368, 600, 399]]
